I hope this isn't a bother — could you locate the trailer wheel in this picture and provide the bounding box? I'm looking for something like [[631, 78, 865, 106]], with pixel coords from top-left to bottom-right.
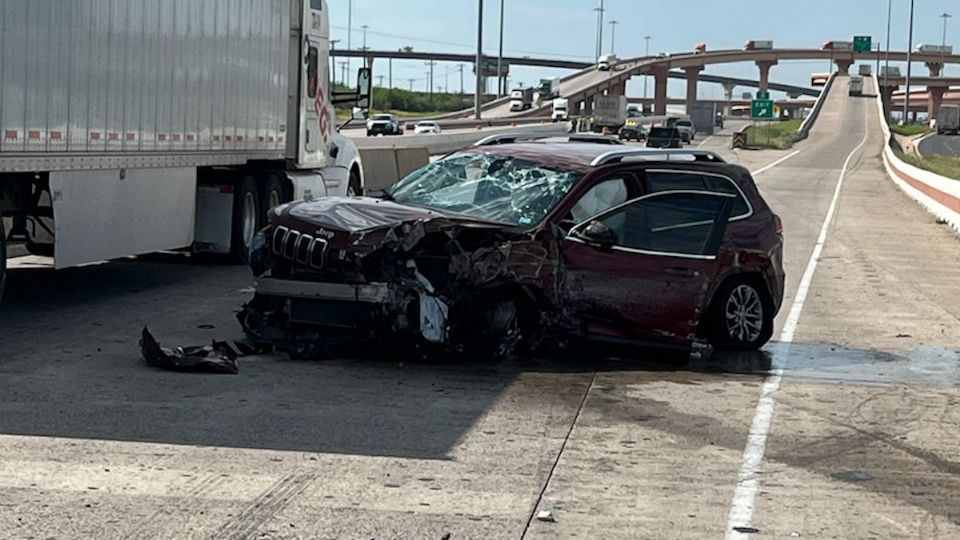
[[0, 217, 6, 303], [260, 174, 288, 222], [230, 176, 260, 264], [347, 167, 362, 197]]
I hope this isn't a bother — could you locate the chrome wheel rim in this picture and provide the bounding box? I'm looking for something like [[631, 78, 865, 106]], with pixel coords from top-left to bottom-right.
[[242, 192, 257, 249], [725, 284, 763, 342]]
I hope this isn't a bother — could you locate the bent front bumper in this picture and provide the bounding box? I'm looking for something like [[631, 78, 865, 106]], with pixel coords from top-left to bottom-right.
[[252, 278, 449, 344]]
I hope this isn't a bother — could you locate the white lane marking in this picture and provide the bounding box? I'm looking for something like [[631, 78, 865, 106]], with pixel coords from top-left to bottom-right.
[[723, 99, 871, 540], [696, 135, 715, 149], [751, 150, 801, 177]]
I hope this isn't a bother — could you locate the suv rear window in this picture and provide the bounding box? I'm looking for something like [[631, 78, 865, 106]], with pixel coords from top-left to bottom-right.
[[648, 127, 678, 138], [643, 171, 751, 218]]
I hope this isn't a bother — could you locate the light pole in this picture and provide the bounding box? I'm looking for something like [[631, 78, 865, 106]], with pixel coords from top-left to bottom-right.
[[594, 0, 605, 59], [609, 20, 619, 55], [475, 0, 484, 120], [941, 13, 953, 73], [346, 0, 353, 72], [425, 61, 436, 98], [884, 0, 892, 86], [903, 0, 915, 123], [643, 36, 652, 98], [361, 24, 369, 51], [497, 0, 505, 97], [330, 39, 340, 86]]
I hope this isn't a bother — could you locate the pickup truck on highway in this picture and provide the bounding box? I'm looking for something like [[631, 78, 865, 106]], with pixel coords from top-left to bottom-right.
[[367, 114, 404, 137]]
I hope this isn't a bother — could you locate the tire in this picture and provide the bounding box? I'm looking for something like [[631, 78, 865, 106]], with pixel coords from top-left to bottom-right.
[[347, 167, 362, 197], [230, 175, 260, 264], [260, 174, 287, 222], [465, 298, 520, 361], [706, 277, 774, 351]]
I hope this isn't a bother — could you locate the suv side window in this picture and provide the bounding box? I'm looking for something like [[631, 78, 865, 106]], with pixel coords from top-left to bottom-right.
[[643, 170, 751, 219], [588, 192, 733, 257], [569, 177, 630, 224]]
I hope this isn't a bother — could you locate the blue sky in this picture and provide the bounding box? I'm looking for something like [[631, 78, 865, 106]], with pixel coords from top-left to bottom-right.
[[329, 0, 957, 99]]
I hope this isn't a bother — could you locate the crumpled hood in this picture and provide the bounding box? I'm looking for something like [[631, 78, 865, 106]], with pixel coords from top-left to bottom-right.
[[271, 196, 506, 253]]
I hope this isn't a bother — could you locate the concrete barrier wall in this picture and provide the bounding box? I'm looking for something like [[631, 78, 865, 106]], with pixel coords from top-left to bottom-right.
[[358, 147, 430, 192], [874, 77, 960, 235], [797, 72, 836, 140]]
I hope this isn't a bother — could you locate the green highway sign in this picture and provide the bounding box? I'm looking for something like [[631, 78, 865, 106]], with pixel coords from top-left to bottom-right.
[[751, 99, 774, 119], [854, 36, 872, 53], [756, 90, 770, 100]]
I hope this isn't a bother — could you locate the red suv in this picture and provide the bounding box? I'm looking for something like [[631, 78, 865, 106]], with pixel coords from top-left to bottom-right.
[[243, 136, 785, 359]]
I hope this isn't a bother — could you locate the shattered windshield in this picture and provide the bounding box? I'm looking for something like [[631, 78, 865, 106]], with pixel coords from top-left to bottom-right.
[[387, 152, 583, 227]]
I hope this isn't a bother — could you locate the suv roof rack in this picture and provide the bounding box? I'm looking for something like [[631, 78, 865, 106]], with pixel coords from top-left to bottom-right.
[[590, 149, 727, 166], [473, 132, 624, 146]]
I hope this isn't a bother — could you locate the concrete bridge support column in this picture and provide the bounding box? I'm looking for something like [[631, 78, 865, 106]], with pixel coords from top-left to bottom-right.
[[928, 87, 946, 121], [755, 60, 777, 93], [583, 96, 594, 116], [722, 83, 735, 116], [834, 58, 853, 74], [925, 62, 943, 77], [684, 66, 703, 114], [880, 85, 897, 121], [653, 65, 669, 116]]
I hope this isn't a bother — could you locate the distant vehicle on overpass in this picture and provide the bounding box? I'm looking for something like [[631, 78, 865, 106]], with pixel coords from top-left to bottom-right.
[[744, 40, 774, 51], [695, 42, 708, 54], [916, 44, 953, 55], [822, 41, 853, 51], [811, 73, 830, 86], [859, 64, 873, 76], [538, 77, 561, 100], [597, 53, 618, 71], [881, 66, 902, 78], [510, 87, 535, 112]]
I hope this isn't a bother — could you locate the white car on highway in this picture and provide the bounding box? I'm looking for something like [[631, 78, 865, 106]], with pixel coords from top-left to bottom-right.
[[413, 121, 442, 135]]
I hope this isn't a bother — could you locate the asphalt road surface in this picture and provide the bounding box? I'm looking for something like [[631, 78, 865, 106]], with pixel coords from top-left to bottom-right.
[[3, 77, 960, 539], [918, 133, 960, 157]]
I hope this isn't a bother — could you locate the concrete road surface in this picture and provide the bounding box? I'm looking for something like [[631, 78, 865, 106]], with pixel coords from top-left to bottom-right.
[[918, 133, 960, 157], [3, 77, 960, 539]]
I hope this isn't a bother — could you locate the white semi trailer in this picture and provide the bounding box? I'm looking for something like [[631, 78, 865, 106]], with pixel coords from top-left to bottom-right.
[[0, 0, 370, 300]]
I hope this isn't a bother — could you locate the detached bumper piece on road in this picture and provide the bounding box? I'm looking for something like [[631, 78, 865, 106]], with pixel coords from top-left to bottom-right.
[[139, 327, 268, 374]]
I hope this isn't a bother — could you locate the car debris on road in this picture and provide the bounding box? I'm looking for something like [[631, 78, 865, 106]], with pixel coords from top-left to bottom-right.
[[139, 327, 266, 374]]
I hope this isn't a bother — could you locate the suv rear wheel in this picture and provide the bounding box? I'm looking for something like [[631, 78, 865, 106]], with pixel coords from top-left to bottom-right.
[[707, 277, 774, 350]]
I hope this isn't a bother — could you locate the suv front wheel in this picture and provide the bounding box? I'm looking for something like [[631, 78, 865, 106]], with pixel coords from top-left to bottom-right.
[[706, 277, 774, 350]]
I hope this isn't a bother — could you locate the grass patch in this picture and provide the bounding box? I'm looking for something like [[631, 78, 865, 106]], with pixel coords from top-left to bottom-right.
[[889, 123, 930, 137], [745, 119, 802, 149], [895, 149, 960, 180]]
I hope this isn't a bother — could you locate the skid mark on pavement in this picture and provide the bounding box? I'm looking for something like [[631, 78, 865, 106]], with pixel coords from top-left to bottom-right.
[[213, 471, 317, 540], [129, 472, 229, 540]]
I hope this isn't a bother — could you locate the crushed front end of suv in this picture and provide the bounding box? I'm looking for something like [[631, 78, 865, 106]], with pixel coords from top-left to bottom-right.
[[240, 141, 785, 360]]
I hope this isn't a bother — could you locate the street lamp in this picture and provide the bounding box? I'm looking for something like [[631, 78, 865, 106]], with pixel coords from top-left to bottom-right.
[[594, 0, 605, 59], [361, 24, 369, 51], [941, 13, 953, 73], [609, 20, 619, 55], [643, 36, 652, 98], [475, 0, 484, 120], [903, 0, 915, 123], [884, 0, 892, 86], [497, 0, 505, 97]]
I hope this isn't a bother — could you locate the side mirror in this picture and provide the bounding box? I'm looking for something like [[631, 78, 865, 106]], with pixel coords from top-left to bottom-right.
[[573, 220, 617, 250], [356, 67, 371, 109]]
